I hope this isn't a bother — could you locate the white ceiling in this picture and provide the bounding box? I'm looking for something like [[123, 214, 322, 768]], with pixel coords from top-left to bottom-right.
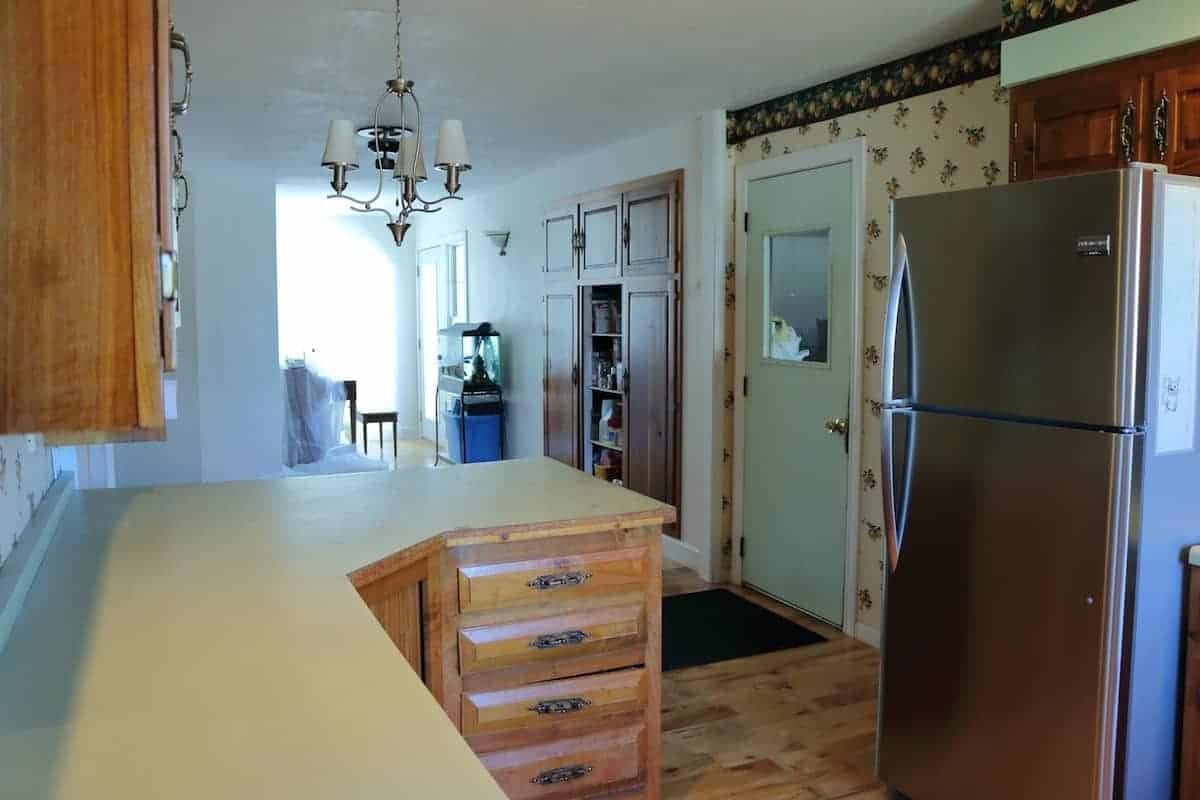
[[174, 0, 998, 192]]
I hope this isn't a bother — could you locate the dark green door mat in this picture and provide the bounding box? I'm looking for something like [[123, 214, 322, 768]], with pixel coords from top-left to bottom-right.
[[662, 589, 827, 671]]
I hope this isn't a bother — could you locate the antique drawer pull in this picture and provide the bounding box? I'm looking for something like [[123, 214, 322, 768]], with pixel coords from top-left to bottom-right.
[[529, 630, 589, 650], [531, 765, 593, 786], [526, 571, 592, 591], [529, 697, 592, 715]]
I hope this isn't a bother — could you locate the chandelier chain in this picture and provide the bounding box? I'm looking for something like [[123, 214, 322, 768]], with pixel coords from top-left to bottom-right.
[[393, 1, 403, 79]]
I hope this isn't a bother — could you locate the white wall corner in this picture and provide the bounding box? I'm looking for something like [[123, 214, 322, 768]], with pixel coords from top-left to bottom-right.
[[854, 622, 881, 649], [662, 533, 705, 576]]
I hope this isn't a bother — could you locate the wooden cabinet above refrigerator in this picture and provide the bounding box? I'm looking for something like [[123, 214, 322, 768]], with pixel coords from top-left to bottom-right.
[[1011, 39, 1200, 182]]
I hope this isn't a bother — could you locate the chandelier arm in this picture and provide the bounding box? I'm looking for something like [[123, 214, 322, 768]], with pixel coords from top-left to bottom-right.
[[350, 205, 396, 225]]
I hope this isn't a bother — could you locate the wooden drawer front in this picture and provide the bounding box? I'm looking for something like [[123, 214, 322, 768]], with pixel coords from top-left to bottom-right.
[[462, 668, 647, 737], [459, 604, 645, 676], [480, 723, 644, 800], [458, 547, 647, 614]]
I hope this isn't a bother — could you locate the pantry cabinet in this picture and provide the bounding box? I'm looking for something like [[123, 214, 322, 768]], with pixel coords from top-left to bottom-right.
[[0, 0, 183, 441], [541, 172, 682, 536], [543, 290, 580, 468], [1011, 39, 1200, 182]]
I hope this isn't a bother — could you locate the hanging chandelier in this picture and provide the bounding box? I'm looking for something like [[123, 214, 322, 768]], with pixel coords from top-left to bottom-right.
[[319, 1, 470, 247]]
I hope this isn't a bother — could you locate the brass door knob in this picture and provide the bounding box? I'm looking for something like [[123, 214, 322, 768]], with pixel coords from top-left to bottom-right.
[[824, 417, 849, 437]]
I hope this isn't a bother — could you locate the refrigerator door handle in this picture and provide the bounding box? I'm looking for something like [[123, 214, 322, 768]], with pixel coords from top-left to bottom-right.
[[881, 234, 914, 406], [882, 234, 915, 572]]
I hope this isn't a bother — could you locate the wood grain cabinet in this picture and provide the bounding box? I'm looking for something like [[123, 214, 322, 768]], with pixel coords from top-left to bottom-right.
[[0, 0, 179, 441], [1011, 40, 1200, 182], [352, 523, 666, 800], [541, 173, 682, 537]]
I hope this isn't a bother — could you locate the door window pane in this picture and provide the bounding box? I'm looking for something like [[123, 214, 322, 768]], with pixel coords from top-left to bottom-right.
[[763, 229, 832, 364]]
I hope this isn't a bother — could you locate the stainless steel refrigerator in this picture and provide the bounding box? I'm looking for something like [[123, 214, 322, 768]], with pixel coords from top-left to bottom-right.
[[876, 167, 1200, 800]]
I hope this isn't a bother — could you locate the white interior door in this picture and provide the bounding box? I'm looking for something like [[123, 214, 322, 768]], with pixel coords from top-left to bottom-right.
[[417, 247, 442, 441], [742, 161, 854, 625]]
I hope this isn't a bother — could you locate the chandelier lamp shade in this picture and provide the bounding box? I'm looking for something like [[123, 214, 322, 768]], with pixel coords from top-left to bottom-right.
[[319, 0, 470, 247]]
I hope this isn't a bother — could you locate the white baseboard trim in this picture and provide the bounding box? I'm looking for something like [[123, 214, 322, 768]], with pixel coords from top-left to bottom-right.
[[854, 622, 881, 649], [662, 534, 704, 576], [0, 473, 73, 656]]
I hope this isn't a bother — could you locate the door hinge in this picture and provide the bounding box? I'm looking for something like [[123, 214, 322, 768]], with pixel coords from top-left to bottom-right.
[[1011, 160, 1019, 180], [739, 537, 745, 558], [622, 219, 630, 247], [577, 230, 586, 251], [571, 364, 579, 386], [743, 376, 749, 397], [743, 212, 750, 233], [1012, 120, 1018, 140]]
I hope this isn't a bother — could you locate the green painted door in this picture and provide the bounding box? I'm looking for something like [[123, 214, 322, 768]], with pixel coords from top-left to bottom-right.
[[743, 162, 852, 625]]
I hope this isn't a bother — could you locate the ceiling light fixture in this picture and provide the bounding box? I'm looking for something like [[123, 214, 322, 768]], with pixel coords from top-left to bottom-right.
[[319, 1, 470, 247]]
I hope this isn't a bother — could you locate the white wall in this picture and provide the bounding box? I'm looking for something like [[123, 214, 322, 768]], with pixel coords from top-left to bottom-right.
[[414, 112, 728, 579], [276, 187, 418, 429], [114, 193, 203, 487], [116, 166, 283, 486]]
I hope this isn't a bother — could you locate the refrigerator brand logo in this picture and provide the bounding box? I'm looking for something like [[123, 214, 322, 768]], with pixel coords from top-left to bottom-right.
[[1076, 235, 1112, 257]]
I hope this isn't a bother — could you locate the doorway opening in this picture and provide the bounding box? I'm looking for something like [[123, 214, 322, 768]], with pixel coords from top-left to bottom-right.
[[416, 233, 469, 450], [733, 139, 865, 633]]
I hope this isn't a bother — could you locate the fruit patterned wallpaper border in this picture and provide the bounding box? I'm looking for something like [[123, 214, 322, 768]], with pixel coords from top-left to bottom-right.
[[1001, 0, 1139, 40], [727, 29, 1001, 146], [724, 76, 1011, 632], [0, 435, 55, 570]]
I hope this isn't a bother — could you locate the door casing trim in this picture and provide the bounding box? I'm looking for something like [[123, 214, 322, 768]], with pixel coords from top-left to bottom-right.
[[732, 138, 866, 637]]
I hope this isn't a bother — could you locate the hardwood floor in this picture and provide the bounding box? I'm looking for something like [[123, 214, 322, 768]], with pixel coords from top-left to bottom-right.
[[662, 563, 886, 799]]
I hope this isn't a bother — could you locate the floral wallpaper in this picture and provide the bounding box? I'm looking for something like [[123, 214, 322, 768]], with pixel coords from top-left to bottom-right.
[[727, 30, 1000, 146], [1001, 0, 1138, 39], [724, 76, 1011, 632], [0, 435, 55, 570]]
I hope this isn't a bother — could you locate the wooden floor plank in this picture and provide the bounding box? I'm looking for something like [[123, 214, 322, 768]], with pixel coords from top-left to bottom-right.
[[662, 562, 885, 799]]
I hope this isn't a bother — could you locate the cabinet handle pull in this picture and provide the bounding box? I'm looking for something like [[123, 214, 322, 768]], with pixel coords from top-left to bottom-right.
[[527, 570, 591, 590], [1154, 89, 1171, 162], [169, 27, 194, 117], [1120, 98, 1137, 163], [528, 697, 592, 715], [531, 765, 593, 786], [529, 630, 589, 649]]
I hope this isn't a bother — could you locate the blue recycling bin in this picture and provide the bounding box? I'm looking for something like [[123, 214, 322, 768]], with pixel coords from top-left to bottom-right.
[[443, 406, 503, 463]]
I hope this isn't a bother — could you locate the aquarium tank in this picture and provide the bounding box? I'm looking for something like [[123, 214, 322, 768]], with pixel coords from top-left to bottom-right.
[[438, 322, 502, 390]]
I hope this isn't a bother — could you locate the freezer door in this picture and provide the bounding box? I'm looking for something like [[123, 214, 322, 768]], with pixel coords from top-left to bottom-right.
[[891, 169, 1151, 428], [877, 412, 1136, 800]]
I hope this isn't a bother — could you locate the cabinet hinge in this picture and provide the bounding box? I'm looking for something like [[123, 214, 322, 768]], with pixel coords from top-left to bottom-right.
[[743, 212, 750, 233]]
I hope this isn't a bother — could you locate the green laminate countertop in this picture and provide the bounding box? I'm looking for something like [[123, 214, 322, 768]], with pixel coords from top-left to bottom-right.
[[0, 457, 674, 799]]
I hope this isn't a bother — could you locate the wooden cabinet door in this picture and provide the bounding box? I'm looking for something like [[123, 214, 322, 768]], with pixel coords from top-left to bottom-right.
[[1153, 64, 1200, 176], [543, 205, 577, 278], [622, 279, 676, 508], [580, 194, 621, 280], [1012, 73, 1149, 182], [622, 180, 677, 277], [543, 291, 579, 467], [1, 0, 165, 440]]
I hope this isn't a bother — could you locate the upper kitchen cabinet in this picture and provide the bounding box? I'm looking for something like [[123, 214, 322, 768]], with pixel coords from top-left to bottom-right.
[[0, 0, 181, 441], [1011, 40, 1200, 182], [580, 192, 623, 281], [1011, 68, 1149, 181], [543, 203, 578, 280], [1152, 61, 1200, 175], [622, 179, 678, 277]]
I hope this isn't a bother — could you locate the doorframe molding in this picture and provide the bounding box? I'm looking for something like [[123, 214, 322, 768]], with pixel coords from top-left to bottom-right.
[[731, 137, 867, 636]]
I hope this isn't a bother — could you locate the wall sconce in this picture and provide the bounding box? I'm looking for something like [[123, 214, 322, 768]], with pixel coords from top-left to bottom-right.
[[484, 230, 511, 256]]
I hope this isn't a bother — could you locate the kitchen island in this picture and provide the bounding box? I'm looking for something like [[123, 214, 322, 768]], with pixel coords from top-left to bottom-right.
[[0, 457, 674, 799]]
